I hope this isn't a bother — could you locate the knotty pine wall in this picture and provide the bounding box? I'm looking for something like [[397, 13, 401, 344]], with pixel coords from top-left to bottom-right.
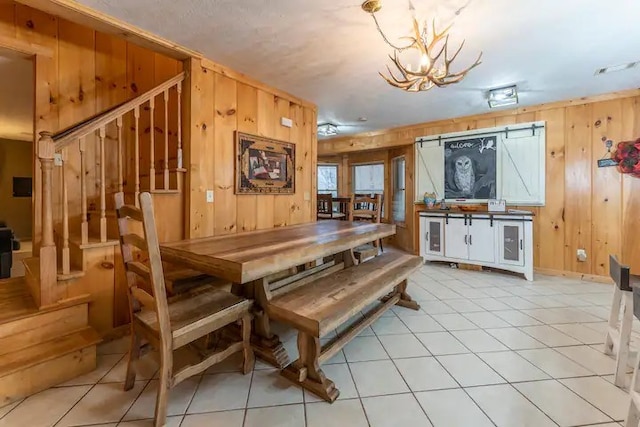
[[320, 94, 640, 277], [0, 1, 183, 247], [183, 58, 318, 238]]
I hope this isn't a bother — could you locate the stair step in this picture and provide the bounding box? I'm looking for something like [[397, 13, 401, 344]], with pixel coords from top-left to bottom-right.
[[70, 236, 119, 250], [0, 277, 37, 324], [0, 327, 100, 377], [23, 256, 86, 286], [149, 189, 180, 194], [0, 327, 100, 406]]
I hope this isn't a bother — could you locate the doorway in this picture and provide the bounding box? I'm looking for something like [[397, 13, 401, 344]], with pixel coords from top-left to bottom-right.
[[0, 51, 34, 278]]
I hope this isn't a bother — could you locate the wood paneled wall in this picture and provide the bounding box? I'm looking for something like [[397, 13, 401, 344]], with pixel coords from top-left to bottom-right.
[[0, 1, 183, 247], [320, 94, 640, 277], [183, 58, 318, 238]]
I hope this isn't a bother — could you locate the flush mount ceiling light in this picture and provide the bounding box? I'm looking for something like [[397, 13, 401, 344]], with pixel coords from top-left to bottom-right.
[[487, 85, 518, 108], [361, 0, 483, 92], [595, 61, 639, 75], [317, 123, 339, 137]]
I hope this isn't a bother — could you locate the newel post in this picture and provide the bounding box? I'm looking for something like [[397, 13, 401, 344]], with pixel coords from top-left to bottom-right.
[[38, 131, 57, 306]]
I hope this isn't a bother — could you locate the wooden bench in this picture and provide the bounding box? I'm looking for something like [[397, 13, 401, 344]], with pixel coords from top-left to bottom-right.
[[267, 250, 422, 402]]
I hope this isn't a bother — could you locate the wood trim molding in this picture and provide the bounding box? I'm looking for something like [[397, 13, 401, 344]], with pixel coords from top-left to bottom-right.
[[0, 34, 53, 58], [321, 87, 640, 152], [200, 58, 317, 111], [533, 267, 612, 284], [14, 0, 202, 60]]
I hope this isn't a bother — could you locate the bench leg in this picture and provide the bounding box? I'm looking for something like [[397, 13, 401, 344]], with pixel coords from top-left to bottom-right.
[[282, 332, 339, 403], [241, 314, 255, 374], [250, 278, 290, 369], [383, 280, 420, 311], [615, 292, 634, 388], [605, 287, 622, 356]]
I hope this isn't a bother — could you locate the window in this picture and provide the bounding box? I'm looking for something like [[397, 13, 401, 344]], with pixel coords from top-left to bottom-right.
[[392, 156, 406, 223], [317, 164, 338, 197], [353, 163, 385, 217]]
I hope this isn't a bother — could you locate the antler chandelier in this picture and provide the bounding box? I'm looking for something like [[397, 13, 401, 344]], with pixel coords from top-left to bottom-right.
[[362, 0, 482, 92]]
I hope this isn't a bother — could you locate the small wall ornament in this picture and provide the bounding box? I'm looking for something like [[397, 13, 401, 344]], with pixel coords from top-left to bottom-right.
[[613, 138, 640, 178]]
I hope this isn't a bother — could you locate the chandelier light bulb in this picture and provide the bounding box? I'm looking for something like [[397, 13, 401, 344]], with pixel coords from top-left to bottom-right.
[[420, 53, 430, 70]]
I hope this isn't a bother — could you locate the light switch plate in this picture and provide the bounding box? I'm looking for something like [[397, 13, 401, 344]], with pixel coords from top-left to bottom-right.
[[206, 190, 214, 203], [304, 191, 310, 201], [54, 153, 63, 166], [281, 117, 293, 128]]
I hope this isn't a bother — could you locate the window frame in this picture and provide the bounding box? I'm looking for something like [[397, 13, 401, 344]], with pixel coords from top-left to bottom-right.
[[317, 163, 339, 197], [352, 162, 386, 218], [391, 155, 406, 225]]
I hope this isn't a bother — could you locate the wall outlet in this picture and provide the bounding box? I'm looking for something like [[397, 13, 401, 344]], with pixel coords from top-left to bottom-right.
[[576, 249, 587, 262], [206, 190, 214, 203]]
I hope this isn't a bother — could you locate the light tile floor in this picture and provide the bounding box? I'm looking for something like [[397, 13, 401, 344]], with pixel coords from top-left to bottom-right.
[[0, 264, 633, 427]]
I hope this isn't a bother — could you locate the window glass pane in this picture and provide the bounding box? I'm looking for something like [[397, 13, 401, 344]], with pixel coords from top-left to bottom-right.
[[318, 165, 338, 197], [353, 164, 384, 193], [392, 157, 405, 222]]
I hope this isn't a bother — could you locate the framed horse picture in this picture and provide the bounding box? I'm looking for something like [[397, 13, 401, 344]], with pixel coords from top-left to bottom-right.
[[235, 132, 295, 194]]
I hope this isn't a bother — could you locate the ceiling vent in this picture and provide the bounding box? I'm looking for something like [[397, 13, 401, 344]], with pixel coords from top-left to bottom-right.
[[595, 61, 639, 75]]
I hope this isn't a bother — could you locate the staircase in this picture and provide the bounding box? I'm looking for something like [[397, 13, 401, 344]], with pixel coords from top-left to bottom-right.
[[0, 71, 187, 407]]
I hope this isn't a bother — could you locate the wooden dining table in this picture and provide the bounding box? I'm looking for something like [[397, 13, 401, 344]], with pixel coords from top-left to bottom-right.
[[160, 220, 396, 367]]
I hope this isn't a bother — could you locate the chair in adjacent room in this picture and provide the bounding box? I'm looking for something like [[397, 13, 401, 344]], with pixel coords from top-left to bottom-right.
[[115, 192, 254, 427], [604, 255, 634, 388], [349, 193, 383, 262], [317, 193, 346, 220]]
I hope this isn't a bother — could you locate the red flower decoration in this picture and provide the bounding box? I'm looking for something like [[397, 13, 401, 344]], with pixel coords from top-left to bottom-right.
[[614, 139, 640, 178]]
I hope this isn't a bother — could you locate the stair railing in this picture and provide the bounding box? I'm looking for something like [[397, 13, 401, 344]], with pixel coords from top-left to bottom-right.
[[36, 72, 185, 304]]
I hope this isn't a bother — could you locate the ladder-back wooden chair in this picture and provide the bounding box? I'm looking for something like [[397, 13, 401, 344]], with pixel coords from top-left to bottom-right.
[[317, 193, 346, 220], [605, 255, 634, 387], [115, 192, 254, 427], [625, 286, 640, 426], [350, 193, 383, 262]]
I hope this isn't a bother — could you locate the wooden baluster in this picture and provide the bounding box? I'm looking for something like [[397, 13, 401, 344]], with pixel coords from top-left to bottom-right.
[[163, 89, 169, 189], [99, 126, 107, 243], [134, 106, 141, 207], [177, 81, 182, 169], [79, 137, 88, 245], [38, 131, 57, 306], [116, 116, 123, 193], [61, 149, 70, 275], [149, 98, 155, 192]]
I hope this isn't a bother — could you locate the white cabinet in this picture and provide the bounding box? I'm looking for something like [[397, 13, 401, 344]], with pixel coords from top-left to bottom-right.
[[468, 217, 495, 263], [420, 217, 445, 257], [444, 216, 468, 259], [498, 222, 524, 266], [419, 212, 533, 281]]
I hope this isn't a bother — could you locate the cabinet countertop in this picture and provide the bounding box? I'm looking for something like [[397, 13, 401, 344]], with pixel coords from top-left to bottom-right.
[[417, 207, 535, 217]]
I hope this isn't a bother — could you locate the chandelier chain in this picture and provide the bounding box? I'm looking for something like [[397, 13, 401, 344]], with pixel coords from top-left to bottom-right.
[[370, 13, 413, 52]]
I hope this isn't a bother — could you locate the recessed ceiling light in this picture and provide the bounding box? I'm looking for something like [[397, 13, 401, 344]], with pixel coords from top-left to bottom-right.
[[317, 123, 338, 137], [595, 61, 639, 75], [358, 117, 368, 122], [487, 85, 518, 108]]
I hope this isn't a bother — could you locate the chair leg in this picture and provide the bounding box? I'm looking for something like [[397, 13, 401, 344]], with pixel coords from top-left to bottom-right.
[[616, 292, 634, 388], [124, 330, 142, 391], [154, 348, 172, 427], [606, 287, 623, 355], [241, 314, 255, 374]]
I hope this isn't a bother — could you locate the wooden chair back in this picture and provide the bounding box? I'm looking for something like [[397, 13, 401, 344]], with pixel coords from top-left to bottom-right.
[[350, 193, 382, 223], [115, 192, 171, 339], [610, 255, 631, 292], [317, 194, 333, 218]]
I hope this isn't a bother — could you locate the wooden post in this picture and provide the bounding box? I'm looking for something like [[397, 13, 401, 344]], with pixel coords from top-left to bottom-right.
[[149, 98, 156, 192], [38, 131, 57, 306], [79, 138, 88, 245], [61, 150, 70, 275], [116, 116, 124, 193], [134, 106, 141, 207], [176, 81, 183, 170], [163, 89, 169, 189], [99, 126, 107, 243]]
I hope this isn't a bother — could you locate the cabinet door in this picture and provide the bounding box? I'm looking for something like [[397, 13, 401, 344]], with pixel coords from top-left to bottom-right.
[[425, 218, 445, 256], [498, 222, 524, 266], [468, 217, 495, 263], [444, 217, 468, 260]]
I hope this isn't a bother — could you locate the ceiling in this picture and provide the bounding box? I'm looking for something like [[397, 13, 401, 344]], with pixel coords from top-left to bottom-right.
[[78, 0, 640, 137], [0, 54, 33, 141]]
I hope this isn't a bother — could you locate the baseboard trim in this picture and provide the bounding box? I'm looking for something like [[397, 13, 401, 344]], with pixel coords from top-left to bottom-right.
[[534, 267, 612, 284]]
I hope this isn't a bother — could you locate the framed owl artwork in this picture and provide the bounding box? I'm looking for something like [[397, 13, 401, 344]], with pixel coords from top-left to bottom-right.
[[444, 137, 497, 200]]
